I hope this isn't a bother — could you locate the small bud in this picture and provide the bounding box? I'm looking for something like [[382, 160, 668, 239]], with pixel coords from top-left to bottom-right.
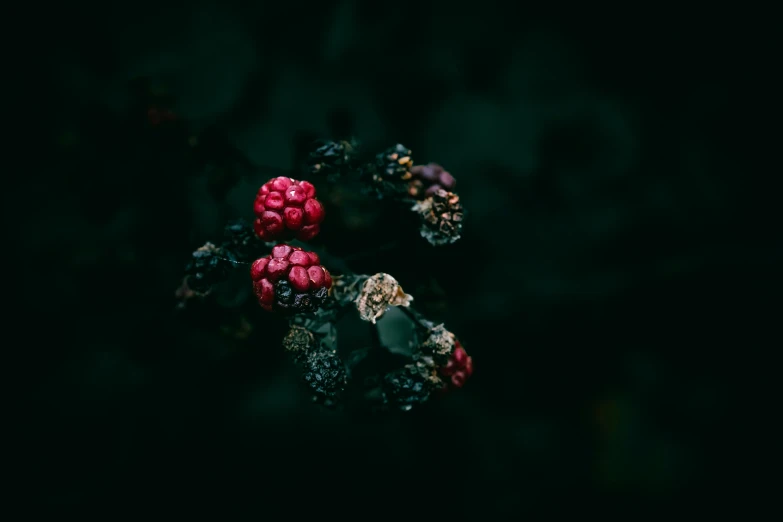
[[355, 273, 413, 324]]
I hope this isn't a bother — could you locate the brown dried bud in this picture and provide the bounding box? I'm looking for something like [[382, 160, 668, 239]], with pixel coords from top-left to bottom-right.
[[419, 324, 456, 364], [283, 325, 318, 362], [411, 189, 464, 246], [355, 273, 413, 324]]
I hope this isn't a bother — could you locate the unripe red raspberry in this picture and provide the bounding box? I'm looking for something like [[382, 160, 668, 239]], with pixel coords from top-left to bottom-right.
[[438, 340, 473, 389], [253, 176, 325, 242], [250, 244, 333, 313]]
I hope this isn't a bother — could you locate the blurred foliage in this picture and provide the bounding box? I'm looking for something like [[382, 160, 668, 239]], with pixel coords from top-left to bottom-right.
[[14, 0, 774, 514]]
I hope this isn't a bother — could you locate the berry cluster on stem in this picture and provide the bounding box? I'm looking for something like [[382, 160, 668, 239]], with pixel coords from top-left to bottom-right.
[[177, 139, 473, 412]]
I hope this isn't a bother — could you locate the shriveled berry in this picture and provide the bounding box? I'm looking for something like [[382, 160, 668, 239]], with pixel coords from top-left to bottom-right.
[[367, 144, 415, 199], [411, 189, 464, 246], [253, 176, 326, 242], [251, 245, 333, 313]]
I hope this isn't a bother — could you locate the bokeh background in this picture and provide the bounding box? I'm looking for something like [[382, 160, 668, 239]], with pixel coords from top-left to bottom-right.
[[18, 1, 775, 513]]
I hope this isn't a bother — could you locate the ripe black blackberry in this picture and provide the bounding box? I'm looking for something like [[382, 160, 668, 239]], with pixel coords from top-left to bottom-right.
[[302, 350, 347, 399], [382, 361, 442, 411], [184, 242, 236, 293], [222, 219, 266, 261], [274, 279, 329, 314]]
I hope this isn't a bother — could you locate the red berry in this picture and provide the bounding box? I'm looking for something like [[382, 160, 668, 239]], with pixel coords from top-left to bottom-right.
[[253, 177, 325, 242], [297, 224, 320, 242], [251, 245, 332, 313], [451, 371, 467, 388], [438, 339, 473, 389], [303, 199, 325, 224], [307, 265, 325, 287]]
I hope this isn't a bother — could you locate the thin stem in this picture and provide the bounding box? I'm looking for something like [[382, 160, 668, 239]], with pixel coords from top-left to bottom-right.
[[398, 306, 433, 333], [369, 322, 383, 350]]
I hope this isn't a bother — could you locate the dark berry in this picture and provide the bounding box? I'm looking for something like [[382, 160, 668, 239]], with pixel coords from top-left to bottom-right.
[[283, 325, 318, 363], [253, 176, 325, 242], [302, 350, 347, 399], [251, 245, 333, 313], [367, 144, 414, 199], [222, 219, 266, 262], [184, 242, 236, 294], [382, 361, 442, 411], [307, 139, 356, 177]]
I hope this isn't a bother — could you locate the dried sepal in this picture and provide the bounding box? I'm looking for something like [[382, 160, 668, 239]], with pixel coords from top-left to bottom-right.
[[283, 325, 318, 363], [411, 189, 464, 246], [355, 273, 413, 324], [418, 324, 456, 364]]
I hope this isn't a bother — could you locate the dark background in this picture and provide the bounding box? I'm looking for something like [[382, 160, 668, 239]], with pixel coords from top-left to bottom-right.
[[16, 1, 777, 514]]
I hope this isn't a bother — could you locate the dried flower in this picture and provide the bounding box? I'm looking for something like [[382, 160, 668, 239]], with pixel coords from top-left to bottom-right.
[[355, 273, 413, 323]]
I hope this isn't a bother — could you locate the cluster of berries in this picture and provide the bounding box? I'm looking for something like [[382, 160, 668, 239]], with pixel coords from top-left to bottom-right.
[[253, 177, 325, 242], [250, 244, 333, 313], [179, 138, 473, 412]]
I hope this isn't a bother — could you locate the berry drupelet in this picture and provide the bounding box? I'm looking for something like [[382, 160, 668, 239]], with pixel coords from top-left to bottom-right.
[[251, 244, 333, 313], [253, 176, 325, 242], [438, 340, 473, 389]]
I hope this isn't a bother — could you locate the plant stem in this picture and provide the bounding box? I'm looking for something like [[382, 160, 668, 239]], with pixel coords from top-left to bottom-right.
[[398, 306, 433, 333], [369, 322, 383, 350]]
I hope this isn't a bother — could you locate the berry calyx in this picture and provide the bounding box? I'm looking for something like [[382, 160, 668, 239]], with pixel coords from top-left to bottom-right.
[[251, 244, 333, 313], [253, 176, 325, 242], [411, 189, 464, 246], [438, 340, 473, 389]]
